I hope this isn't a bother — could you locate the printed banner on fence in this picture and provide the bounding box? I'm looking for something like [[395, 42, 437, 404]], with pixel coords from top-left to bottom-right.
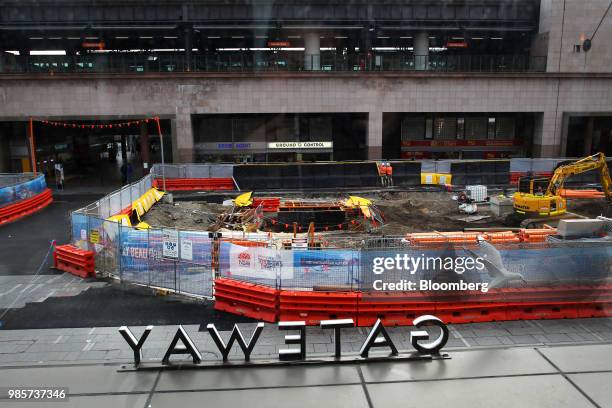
[[228, 244, 293, 280], [0, 174, 47, 207]]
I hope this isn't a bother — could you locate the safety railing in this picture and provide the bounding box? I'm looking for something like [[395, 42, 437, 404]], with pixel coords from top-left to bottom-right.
[[0, 53, 547, 74]]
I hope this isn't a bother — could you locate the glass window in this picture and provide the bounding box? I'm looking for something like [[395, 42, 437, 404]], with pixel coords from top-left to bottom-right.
[[488, 117, 496, 139], [465, 117, 487, 140], [495, 117, 516, 139], [434, 117, 457, 140], [457, 117, 465, 139], [401, 117, 425, 140], [425, 118, 433, 139]]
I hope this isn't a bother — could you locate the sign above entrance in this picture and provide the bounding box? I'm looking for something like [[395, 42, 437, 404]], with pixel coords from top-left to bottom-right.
[[267, 141, 333, 149]]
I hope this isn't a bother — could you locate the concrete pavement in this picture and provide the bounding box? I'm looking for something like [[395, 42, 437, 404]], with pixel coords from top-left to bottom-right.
[[0, 342, 611, 408]]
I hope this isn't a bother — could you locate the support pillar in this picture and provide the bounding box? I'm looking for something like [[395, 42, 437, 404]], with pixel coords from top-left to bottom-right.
[[172, 113, 194, 163], [533, 112, 561, 158], [583, 116, 594, 156], [367, 111, 383, 159], [183, 25, 193, 72], [304, 32, 320, 70], [414, 32, 429, 71], [140, 121, 151, 173]]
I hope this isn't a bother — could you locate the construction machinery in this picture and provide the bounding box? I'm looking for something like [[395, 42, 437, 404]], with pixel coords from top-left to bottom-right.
[[507, 153, 611, 228]]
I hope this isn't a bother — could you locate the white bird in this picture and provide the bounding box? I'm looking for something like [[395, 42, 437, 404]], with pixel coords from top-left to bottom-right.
[[466, 236, 526, 288]]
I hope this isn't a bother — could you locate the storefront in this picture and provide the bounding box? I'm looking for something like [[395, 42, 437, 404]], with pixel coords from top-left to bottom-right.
[[193, 113, 364, 162], [195, 141, 333, 163]]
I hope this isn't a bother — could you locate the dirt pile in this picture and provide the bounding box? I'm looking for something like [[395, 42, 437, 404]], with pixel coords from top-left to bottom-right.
[[143, 201, 227, 229], [373, 191, 504, 234]]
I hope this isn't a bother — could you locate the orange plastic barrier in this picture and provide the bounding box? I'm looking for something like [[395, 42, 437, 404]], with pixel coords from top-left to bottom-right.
[[279, 290, 359, 325], [252, 197, 281, 212], [0, 188, 53, 226], [518, 228, 557, 242], [406, 232, 481, 245], [216, 278, 612, 326], [222, 239, 268, 247], [53, 244, 95, 278], [153, 178, 235, 191], [214, 277, 278, 322], [558, 189, 605, 199]]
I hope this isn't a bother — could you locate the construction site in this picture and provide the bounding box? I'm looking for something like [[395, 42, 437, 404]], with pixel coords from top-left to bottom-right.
[[39, 154, 604, 329]]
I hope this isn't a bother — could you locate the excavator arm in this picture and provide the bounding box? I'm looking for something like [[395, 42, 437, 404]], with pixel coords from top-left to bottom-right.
[[546, 153, 612, 200]]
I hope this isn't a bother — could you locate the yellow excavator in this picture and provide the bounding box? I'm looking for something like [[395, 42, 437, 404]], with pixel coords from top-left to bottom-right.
[[508, 152, 611, 228]]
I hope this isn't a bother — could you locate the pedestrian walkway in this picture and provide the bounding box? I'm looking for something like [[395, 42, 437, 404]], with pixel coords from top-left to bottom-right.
[[0, 274, 107, 311], [0, 342, 610, 407], [0, 318, 610, 365]]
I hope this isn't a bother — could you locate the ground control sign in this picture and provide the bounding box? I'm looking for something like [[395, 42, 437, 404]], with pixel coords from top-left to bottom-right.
[[119, 316, 449, 368], [267, 141, 333, 149]]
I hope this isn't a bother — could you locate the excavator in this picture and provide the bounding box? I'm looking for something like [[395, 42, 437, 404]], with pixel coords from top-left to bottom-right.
[[507, 152, 611, 228]]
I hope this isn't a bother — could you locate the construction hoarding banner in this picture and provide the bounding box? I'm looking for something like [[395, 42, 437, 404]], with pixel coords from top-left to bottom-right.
[[0, 174, 47, 207]]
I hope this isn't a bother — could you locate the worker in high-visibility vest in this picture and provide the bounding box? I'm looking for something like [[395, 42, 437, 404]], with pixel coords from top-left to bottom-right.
[[385, 162, 393, 187], [378, 162, 387, 187]]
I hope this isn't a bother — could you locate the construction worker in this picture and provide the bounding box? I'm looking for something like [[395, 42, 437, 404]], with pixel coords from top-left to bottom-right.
[[378, 162, 387, 187], [385, 162, 394, 187]]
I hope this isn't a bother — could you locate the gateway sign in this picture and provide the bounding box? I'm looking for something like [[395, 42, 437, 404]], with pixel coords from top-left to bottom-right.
[[267, 141, 333, 149], [119, 315, 449, 367]]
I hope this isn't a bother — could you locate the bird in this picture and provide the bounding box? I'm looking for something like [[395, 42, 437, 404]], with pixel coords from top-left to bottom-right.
[[465, 236, 527, 288]]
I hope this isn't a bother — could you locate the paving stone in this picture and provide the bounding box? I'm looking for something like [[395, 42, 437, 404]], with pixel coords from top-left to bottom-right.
[[544, 333, 573, 343], [474, 336, 503, 346], [509, 335, 541, 345]]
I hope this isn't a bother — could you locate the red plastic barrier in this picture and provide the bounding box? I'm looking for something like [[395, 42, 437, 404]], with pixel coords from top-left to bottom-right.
[[216, 278, 612, 326], [279, 290, 359, 325], [0, 188, 53, 226], [214, 277, 278, 322], [153, 178, 235, 191], [252, 197, 281, 212], [53, 244, 95, 278]]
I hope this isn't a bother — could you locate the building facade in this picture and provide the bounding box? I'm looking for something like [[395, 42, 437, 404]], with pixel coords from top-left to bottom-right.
[[0, 0, 611, 172]]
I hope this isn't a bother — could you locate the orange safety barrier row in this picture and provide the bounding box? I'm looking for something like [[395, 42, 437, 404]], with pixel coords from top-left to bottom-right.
[[153, 178, 235, 191], [406, 231, 481, 245], [216, 278, 612, 326], [53, 244, 95, 278], [222, 239, 269, 247], [558, 188, 606, 199], [406, 228, 558, 245], [252, 197, 281, 212], [0, 188, 53, 226], [214, 277, 279, 322], [279, 290, 359, 325]]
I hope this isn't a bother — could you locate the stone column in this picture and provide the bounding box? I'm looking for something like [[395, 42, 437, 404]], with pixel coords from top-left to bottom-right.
[[414, 32, 429, 71], [140, 121, 151, 172], [183, 25, 194, 72], [173, 113, 195, 163], [304, 32, 320, 71], [367, 111, 383, 159], [533, 111, 561, 157]]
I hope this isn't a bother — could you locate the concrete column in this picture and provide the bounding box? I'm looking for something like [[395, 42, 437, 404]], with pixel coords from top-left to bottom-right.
[[139, 122, 151, 172], [367, 111, 383, 159], [532, 111, 561, 157], [173, 113, 194, 163], [583, 116, 594, 156], [304, 32, 320, 70], [184, 25, 193, 71], [414, 32, 429, 71]]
